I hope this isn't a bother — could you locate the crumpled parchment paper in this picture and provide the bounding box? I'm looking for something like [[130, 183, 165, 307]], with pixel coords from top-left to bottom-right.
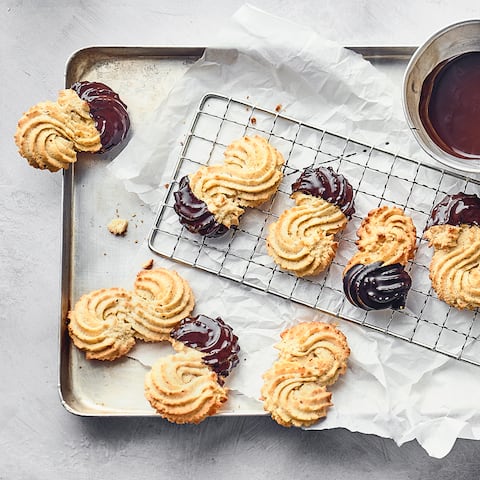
[[107, 4, 480, 458]]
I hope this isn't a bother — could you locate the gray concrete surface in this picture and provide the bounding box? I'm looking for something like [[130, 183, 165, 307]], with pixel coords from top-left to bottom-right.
[[2, 1, 480, 478]]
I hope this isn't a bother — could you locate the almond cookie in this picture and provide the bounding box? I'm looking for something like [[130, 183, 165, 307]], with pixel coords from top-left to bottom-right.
[[275, 321, 350, 386], [15, 81, 129, 171], [261, 321, 349, 427], [174, 135, 284, 237], [343, 206, 416, 311], [129, 268, 195, 342], [424, 193, 480, 309], [144, 348, 228, 424], [67, 287, 135, 361], [15, 89, 101, 171], [266, 166, 355, 277], [261, 361, 332, 427]]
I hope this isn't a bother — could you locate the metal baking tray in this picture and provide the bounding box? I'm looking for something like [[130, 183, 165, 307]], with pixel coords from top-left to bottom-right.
[[60, 45, 435, 416]]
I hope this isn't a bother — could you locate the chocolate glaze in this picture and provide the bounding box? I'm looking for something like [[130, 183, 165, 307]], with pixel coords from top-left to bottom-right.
[[343, 261, 412, 311], [171, 314, 240, 381], [173, 175, 229, 237], [426, 192, 480, 229], [291, 166, 355, 218], [71, 81, 130, 152], [419, 52, 480, 159]]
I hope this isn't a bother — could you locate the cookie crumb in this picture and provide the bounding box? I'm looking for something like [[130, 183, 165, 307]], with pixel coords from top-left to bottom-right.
[[164, 183, 170, 189], [142, 258, 154, 270], [275, 104, 282, 112], [107, 218, 128, 235], [250, 117, 257, 125]]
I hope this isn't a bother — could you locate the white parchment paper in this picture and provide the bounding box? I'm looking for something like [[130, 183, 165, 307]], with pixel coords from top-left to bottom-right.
[[108, 4, 480, 458]]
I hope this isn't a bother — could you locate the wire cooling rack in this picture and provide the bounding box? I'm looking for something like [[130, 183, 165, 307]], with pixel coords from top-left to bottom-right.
[[149, 93, 480, 366]]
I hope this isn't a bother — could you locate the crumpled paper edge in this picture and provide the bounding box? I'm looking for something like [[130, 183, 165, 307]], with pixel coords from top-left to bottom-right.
[[106, 3, 480, 458]]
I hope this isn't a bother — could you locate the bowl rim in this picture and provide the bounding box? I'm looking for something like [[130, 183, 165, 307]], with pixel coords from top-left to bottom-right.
[[402, 19, 480, 173]]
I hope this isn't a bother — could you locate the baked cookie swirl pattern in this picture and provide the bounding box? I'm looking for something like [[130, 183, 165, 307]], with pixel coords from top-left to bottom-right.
[[145, 349, 229, 424], [424, 193, 480, 310], [266, 166, 355, 277], [67, 268, 240, 424], [67, 287, 135, 361], [343, 206, 417, 310], [129, 268, 195, 342], [15, 89, 101, 171], [261, 322, 350, 428], [15, 81, 130, 171], [174, 135, 284, 237]]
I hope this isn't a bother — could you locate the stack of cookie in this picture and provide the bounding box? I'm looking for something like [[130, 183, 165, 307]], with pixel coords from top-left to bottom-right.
[[261, 321, 350, 427]]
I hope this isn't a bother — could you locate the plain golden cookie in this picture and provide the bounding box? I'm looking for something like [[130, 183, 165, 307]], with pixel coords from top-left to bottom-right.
[[261, 321, 349, 428], [276, 321, 350, 386], [67, 287, 135, 361], [14, 89, 101, 172], [144, 348, 228, 424], [266, 192, 348, 277], [129, 268, 195, 342], [261, 361, 333, 427], [344, 205, 417, 272]]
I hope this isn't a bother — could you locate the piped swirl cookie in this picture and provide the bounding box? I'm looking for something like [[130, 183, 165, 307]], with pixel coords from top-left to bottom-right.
[[423, 193, 480, 310], [343, 206, 416, 310], [15, 81, 130, 171], [174, 135, 284, 237], [67, 268, 241, 423], [67, 287, 135, 361], [67, 268, 194, 360], [144, 349, 228, 424], [266, 166, 354, 277], [129, 268, 195, 342], [261, 321, 349, 428]]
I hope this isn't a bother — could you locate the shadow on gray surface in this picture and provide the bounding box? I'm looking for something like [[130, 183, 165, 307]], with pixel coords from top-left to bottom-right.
[[74, 415, 478, 480]]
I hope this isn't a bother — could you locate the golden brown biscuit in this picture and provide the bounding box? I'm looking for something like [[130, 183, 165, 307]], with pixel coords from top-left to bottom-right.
[[261, 321, 349, 427], [261, 361, 333, 427], [188, 135, 284, 228], [344, 205, 417, 272], [129, 268, 195, 342], [144, 348, 228, 424], [67, 287, 135, 361], [424, 224, 480, 310], [266, 192, 348, 277], [14, 89, 101, 172], [275, 322, 350, 386]]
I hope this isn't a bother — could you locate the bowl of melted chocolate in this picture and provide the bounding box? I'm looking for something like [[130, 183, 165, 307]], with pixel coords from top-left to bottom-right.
[[403, 19, 480, 173]]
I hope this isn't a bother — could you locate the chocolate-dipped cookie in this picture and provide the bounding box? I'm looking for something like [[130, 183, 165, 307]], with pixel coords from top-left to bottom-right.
[[171, 314, 240, 380], [71, 81, 130, 152], [424, 192, 480, 309], [266, 166, 355, 277], [343, 206, 416, 311], [173, 135, 284, 237]]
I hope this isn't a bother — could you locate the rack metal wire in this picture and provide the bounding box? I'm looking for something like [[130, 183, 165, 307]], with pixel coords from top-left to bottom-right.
[[149, 93, 480, 366]]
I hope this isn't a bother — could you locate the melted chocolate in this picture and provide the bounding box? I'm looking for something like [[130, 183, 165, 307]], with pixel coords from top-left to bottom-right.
[[171, 314, 240, 380], [173, 175, 229, 237], [343, 261, 412, 311], [291, 166, 355, 218], [71, 81, 130, 152], [426, 192, 480, 229], [419, 52, 480, 159]]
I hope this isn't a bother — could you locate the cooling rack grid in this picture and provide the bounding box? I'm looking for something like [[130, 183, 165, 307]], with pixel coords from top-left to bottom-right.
[[149, 93, 480, 366]]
